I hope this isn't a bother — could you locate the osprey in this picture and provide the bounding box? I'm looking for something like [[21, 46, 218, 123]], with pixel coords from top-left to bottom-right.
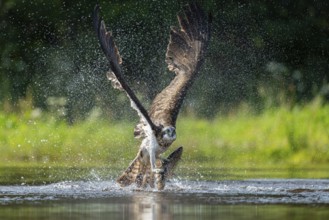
[[93, 3, 211, 190]]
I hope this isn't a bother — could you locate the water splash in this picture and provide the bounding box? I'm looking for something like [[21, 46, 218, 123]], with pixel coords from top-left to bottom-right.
[[1, 179, 329, 205]]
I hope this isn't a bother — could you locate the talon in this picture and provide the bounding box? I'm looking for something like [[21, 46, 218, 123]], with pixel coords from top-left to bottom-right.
[[155, 159, 163, 167], [153, 168, 164, 174]]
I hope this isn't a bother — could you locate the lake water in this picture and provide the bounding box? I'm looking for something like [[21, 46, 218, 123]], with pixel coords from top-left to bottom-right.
[[0, 166, 329, 220], [1, 168, 329, 219]]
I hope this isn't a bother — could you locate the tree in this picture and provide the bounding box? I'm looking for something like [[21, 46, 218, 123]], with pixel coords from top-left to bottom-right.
[[1, 0, 329, 120]]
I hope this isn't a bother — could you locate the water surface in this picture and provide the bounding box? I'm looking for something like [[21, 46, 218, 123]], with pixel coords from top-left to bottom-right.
[[1, 178, 329, 219]]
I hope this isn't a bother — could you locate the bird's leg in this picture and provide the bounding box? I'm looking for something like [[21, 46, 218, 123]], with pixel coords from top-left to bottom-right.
[[154, 158, 165, 190], [146, 132, 164, 174], [149, 149, 164, 174]]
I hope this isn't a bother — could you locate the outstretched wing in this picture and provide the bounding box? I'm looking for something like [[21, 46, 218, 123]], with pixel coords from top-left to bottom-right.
[[148, 2, 211, 127], [93, 5, 159, 134]]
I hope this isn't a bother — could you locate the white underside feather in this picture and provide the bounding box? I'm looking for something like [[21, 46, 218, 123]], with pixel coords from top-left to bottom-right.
[[107, 72, 160, 171]]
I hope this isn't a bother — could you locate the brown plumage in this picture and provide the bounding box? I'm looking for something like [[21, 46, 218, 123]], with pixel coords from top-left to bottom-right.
[[117, 146, 183, 190], [93, 3, 211, 190], [135, 2, 211, 137]]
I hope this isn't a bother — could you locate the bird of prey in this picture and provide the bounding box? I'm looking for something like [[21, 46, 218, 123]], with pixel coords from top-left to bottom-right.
[[93, 2, 211, 190]]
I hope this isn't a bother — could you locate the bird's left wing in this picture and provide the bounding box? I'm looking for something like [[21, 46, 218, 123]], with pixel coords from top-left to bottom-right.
[[93, 5, 159, 133], [148, 3, 211, 127]]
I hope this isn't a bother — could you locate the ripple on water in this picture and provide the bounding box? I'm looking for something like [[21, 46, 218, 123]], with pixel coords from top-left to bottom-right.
[[1, 179, 329, 205]]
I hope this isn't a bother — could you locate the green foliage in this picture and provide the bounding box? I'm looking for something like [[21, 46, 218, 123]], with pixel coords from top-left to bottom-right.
[[1, 0, 329, 119], [1, 99, 329, 170], [0, 109, 137, 168], [184, 98, 329, 168]]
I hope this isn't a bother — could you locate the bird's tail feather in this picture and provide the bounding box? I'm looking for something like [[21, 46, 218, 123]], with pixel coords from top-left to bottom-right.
[[163, 146, 183, 178]]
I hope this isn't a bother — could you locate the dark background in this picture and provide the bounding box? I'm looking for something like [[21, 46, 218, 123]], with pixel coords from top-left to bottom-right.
[[1, 0, 328, 122]]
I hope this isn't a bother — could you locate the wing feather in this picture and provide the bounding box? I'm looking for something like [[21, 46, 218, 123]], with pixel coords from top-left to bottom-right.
[[148, 3, 211, 128], [93, 5, 159, 133]]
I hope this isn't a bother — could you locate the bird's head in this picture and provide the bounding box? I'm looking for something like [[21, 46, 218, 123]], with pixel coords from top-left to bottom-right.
[[161, 126, 176, 143]]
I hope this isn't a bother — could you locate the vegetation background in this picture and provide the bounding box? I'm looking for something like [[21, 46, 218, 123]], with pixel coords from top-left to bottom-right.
[[0, 0, 329, 182]]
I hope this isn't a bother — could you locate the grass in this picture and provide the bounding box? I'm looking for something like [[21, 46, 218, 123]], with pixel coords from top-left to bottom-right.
[[1, 98, 329, 176], [178, 100, 329, 168]]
